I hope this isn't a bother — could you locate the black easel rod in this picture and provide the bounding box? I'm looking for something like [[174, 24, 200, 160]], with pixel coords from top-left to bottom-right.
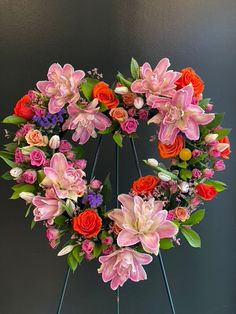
[[130, 138, 176, 314], [115, 143, 120, 314]]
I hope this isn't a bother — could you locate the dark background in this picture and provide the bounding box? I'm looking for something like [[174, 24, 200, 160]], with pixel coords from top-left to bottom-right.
[[0, 1, 235, 313]]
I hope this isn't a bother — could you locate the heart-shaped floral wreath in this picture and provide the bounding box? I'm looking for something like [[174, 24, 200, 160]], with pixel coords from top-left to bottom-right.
[[0, 58, 231, 290]]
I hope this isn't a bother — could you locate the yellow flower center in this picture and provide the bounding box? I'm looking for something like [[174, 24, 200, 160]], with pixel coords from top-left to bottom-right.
[[179, 148, 192, 161]]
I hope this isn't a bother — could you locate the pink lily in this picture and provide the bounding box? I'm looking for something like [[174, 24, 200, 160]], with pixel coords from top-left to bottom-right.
[[62, 99, 111, 144], [41, 153, 87, 201], [37, 63, 85, 114], [32, 195, 63, 221], [98, 248, 152, 290], [131, 58, 181, 97], [108, 194, 178, 255], [147, 86, 215, 145]]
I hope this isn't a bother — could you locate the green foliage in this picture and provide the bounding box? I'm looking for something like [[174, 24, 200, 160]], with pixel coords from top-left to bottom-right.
[[54, 215, 67, 226], [204, 180, 227, 192], [176, 161, 188, 169], [113, 133, 123, 147], [130, 57, 140, 79], [61, 200, 74, 217], [98, 123, 116, 135], [99, 103, 109, 112], [72, 246, 84, 264], [93, 242, 102, 258], [10, 184, 35, 200], [160, 238, 174, 250], [181, 226, 201, 248], [179, 168, 192, 180], [214, 128, 231, 139], [199, 98, 211, 109], [71, 145, 85, 159], [189, 153, 207, 166], [37, 170, 45, 184], [101, 173, 112, 205], [0, 152, 16, 168], [1, 171, 12, 180], [80, 78, 99, 101], [116, 72, 132, 88], [4, 142, 18, 153], [31, 219, 36, 230], [2, 115, 26, 125], [207, 113, 224, 129], [67, 252, 78, 272], [183, 209, 205, 226]]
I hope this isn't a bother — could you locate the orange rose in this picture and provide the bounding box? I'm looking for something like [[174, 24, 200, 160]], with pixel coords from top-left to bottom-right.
[[158, 135, 184, 159], [218, 136, 231, 160], [25, 129, 48, 147], [175, 207, 189, 222], [72, 209, 102, 238], [176, 67, 204, 97], [109, 107, 128, 122], [122, 92, 136, 106], [132, 175, 159, 195], [93, 82, 119, 109]]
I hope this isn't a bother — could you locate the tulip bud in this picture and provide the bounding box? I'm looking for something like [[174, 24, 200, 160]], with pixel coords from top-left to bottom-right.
[[178, 181, 189, 193], [114, 86, 129, 95], [10, 167, 23, 178], [147, 158, 159, 167], [57, 245, 75, 256], [19, 192, 35, 203], [158, 172, 171, 182], [134, 97, 144, 109], [90, 179, 102, 189], [49, 135, 60, 149], [204, 133, 218, 144]]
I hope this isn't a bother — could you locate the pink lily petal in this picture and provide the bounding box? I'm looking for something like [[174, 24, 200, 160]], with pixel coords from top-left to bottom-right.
[[117, 230, 139, 247], [157, 221, 178, 239], [140, 232, 160, 255]]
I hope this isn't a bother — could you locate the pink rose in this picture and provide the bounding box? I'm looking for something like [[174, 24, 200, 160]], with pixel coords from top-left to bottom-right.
[[14, 148, 24, 164], [102, 236, 113, 246], [127, 108, 136, 117], [74, 159, 87, 170], [22, 169, 37, 184], [46, 227, 60, 248], [138, 109, 148, 120], [120, 118, 139, 134], [90, 179, 102, 190], [59, 140, 72, 153], [82, 240, 94, 255], [214, 160, 225, 171], [30, 149, 46, 166], [192, 168, 202, 179], [202, 168, 214, 178]]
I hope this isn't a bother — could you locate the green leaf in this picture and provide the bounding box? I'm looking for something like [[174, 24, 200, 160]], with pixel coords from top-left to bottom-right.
[[179, 169, 192, 180], [207, 113, 224, 129], [72, 246, 84, 264], [189, 153, 207, 166], [0, 151, 14, 159], [99, 103, 109, 112], [113, 133, 123, 147], [93, 243, 102, 258], [200, 126, 209, 139], [204, 180, 227, 192], [4, 142, 18, 153], [214, 128, 231, 139], [54, 215, 66, 226], [199, 98, 211, 109], [116, 72, 132, 88], [99, 230, 108, 240], [80, 78, 98, 101], [37, 170, 45, 184], [183, 209, 205, 226], [1, 171, 12, 180], [181, 226, 201, 248], [0, 154, 16, 168], [61, 200, 74, 217], [2, 115, 26, 125], [11, 184, 35, 199], [98, 123, 116, 135], [130, 57, 140, 79], [31, 219, 36, 230], [71, 145, 85, 159], [160, 238, 174, 250], [67, 252, 78, 272], [101, 173, 112, 204], [176, 161, 188, 169], [25, 204, 32, 218]]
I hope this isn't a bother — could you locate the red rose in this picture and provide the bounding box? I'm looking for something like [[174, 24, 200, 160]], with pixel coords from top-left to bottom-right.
[[175, 67, 204, 97], [195, 183, 217, 201], [14, 95, 34, 120], [72, 209, 102, 238], [92, 82, 119, 109], [132, 175, 159, 195]]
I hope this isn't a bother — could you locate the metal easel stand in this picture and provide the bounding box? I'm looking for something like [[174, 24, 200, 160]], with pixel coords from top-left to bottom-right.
[[56, 135, 176, 314]]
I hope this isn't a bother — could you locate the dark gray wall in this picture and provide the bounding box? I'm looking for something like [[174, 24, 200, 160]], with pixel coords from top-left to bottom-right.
[[0, 1, 235, 313]]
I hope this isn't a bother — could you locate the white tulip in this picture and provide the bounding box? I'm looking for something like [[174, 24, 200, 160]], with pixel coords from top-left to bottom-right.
[[158, 172, 171, 182], [49, 135, 60, 149], [134, 97, 144, 109], [147, 158, 159, 167], [114, 86, 129, 95], [19, 192, 35, 203], [57, 245, 75, 256], [178, 181, 189, 193], [10, 167, 23, 178], [204, 133, 218, 144]]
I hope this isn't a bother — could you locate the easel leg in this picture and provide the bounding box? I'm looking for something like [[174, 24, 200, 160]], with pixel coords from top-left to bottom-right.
[[130, 138, 176, 314], [115, 143, 120, 314], [56, 135, 103, 314]]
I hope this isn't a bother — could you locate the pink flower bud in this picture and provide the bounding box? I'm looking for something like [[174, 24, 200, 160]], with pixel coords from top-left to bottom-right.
[[204, 133, 218, 144], [74, 159, 87, 170], [66, 151, 76, 160], [190, 198, 201, 206], [203, 168, 214, 178], [192, 168, 202, 179], [90, 179, 102, 189], [205, 103, 214, 112], [82, 240, 94, 255], [102, 236, 113, 246]]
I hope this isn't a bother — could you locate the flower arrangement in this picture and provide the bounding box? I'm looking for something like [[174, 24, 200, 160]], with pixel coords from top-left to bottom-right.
[[0, 58, 231, 290]]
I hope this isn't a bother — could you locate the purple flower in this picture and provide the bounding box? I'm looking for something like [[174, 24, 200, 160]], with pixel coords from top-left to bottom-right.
[[22, 169, 37, 184], [37, 63, 85, 114], [82, 192, 103, 208], [120, 118, 139, 134], [30, 149, 46, 167]]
